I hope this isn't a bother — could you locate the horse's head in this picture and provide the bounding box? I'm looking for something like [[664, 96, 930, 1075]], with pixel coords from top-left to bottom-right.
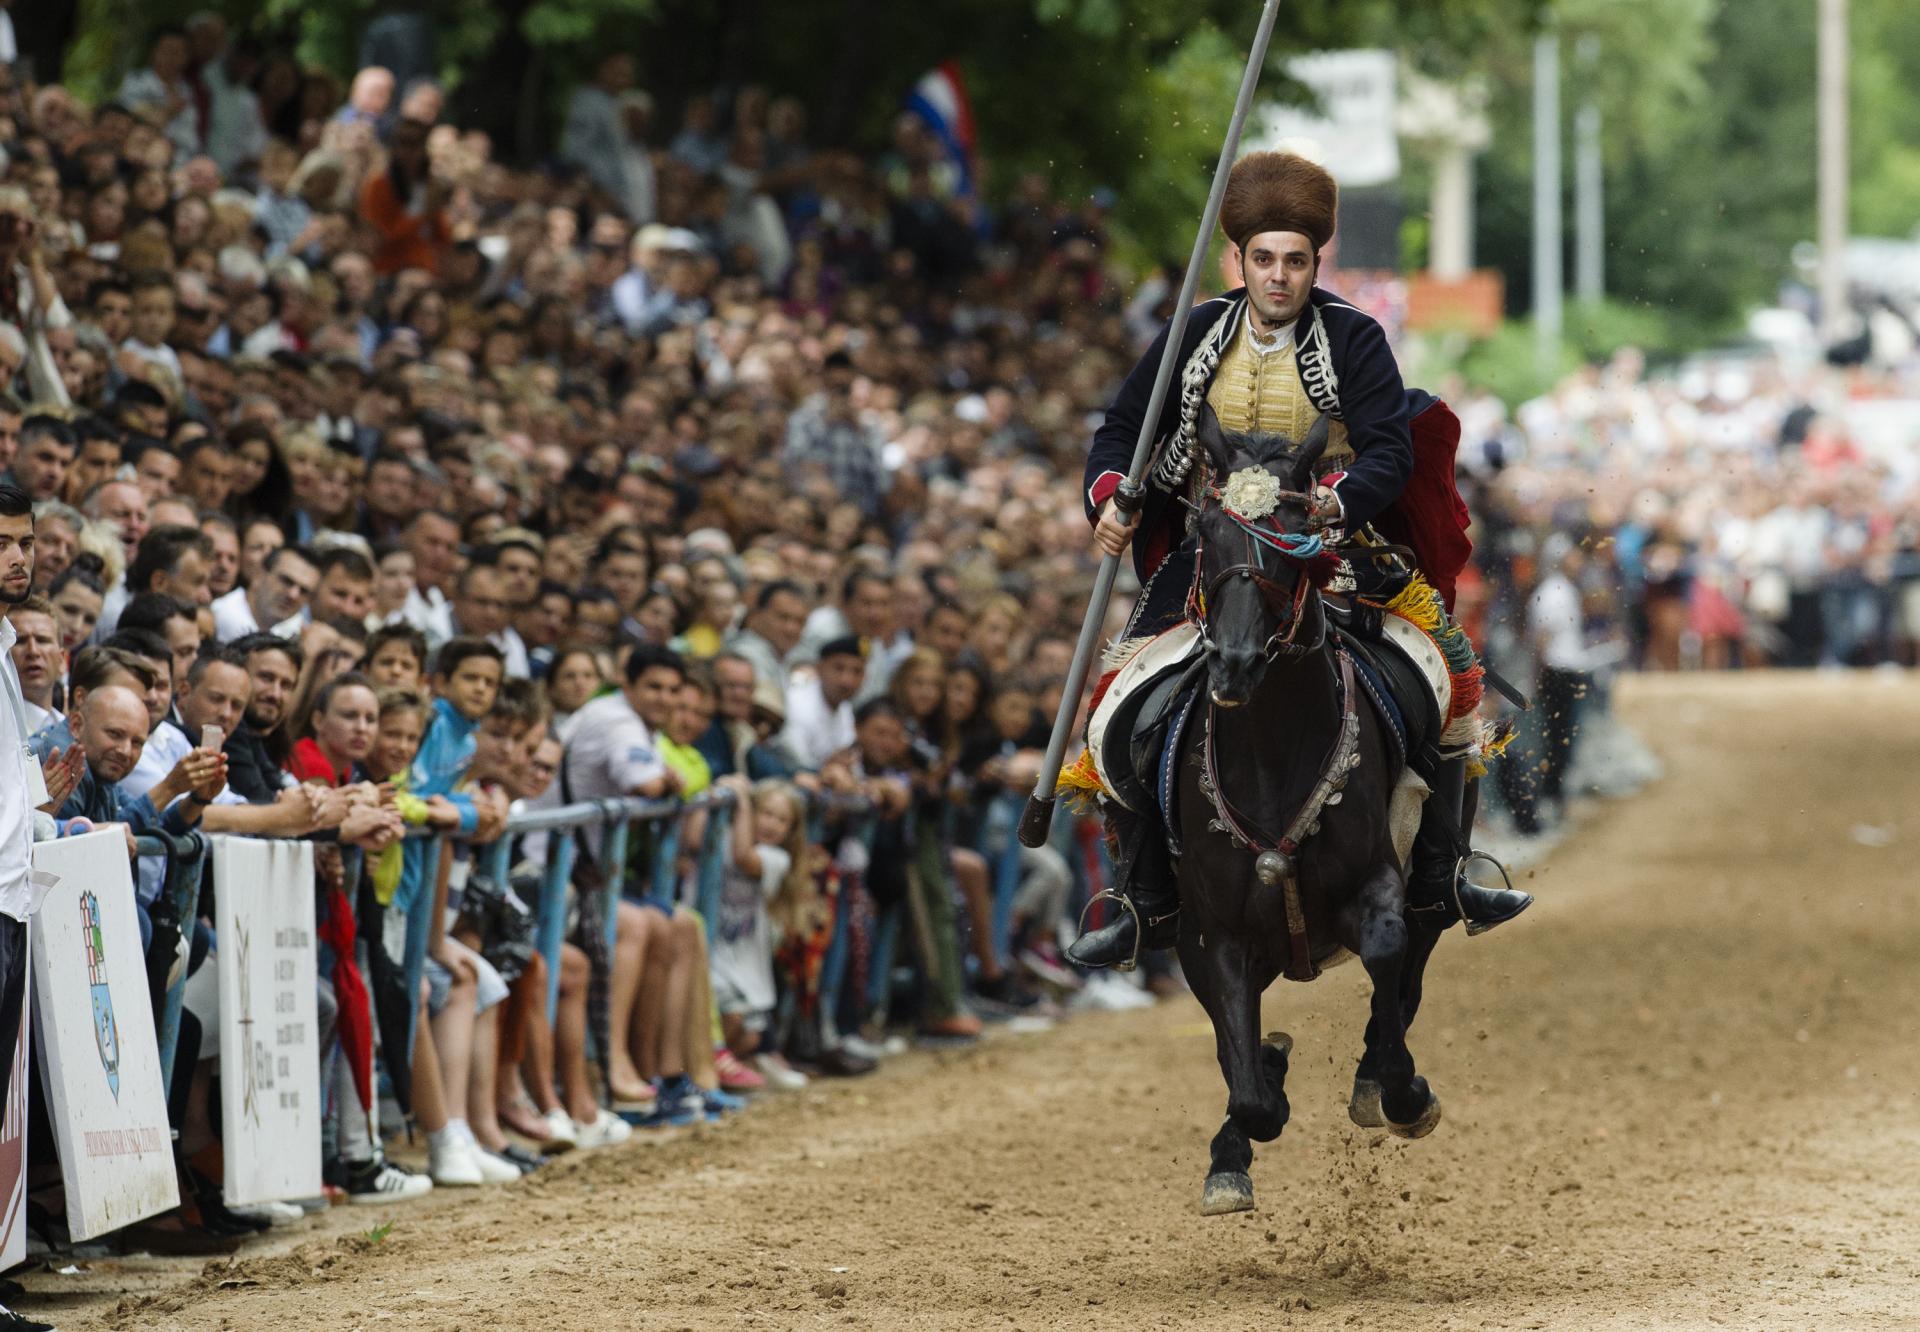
[[1192, 403, 1332, 708]]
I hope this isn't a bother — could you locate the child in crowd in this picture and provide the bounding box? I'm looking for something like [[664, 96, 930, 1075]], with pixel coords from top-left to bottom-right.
[[452, 680, 554, 1166], [710, 775, 813, 1090], [498, 726, 634, 1149], [396, 639, 518, 1185], [365, 622, 429, 690]]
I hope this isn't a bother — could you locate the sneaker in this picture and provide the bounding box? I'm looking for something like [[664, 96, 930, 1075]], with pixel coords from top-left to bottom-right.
[[839, 1033, 887, 1063], [1017, 942, 1082, 990], [713, 1048, 766, 1092], [572, 1109, 633, 1149], [345, 1158, 433, 1206], [701, 1087, 749, 1115], [624, 1083, 706, 1128], [918, 1012, 984, 1041], [1072, 970, 1156, 1013], [427, 1131, 484, 1187], [495, 1144, 548, 1174], [0, 1302, 55, 1331], [658, 1076, 722, 1123], [972, 973, 1042, 1018], [228, 1200, 304, 1227], [540, 1108, 580, 1152], [752, 1052, 809, 1091], [453, 1125, 524, 1184], [792, 1045, 877, 1078]]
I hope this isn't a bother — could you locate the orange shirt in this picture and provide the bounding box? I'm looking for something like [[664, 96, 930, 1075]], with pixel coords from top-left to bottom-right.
[[358, 170, 452, 276]]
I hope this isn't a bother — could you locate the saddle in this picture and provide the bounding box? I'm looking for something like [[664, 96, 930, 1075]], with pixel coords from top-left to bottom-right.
[[1325, 597, 1446, 777], [1084, 601, 1457, 857], [1085, 625, 1208, 844]]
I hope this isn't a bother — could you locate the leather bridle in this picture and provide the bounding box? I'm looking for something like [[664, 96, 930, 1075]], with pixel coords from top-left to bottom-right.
[[1192, 484, 1327, 660]]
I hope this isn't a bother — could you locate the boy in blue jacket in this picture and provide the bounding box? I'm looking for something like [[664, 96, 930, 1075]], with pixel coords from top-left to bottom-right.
[[395, 638, 506, 914]]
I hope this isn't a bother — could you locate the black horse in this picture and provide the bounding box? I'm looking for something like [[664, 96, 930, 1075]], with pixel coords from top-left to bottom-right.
[[1174, 408, 1446, 1216]]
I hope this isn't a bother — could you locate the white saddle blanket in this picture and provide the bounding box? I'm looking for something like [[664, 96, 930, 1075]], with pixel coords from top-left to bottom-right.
[[1086, 613, 1448, 870], [1085, 623, 1202, 811]]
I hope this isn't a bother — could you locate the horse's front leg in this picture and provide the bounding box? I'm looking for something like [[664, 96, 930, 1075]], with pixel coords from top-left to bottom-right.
[[1178, 921, 1282, 1216], [1346, 863, 1443, 1138]]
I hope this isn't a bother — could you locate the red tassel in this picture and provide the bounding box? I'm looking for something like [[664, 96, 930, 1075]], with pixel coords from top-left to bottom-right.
[[1087, 667, 1121, 716]]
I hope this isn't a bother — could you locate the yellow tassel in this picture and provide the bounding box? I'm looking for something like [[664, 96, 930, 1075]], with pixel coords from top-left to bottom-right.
[[1055, 748, 1108, 812], [1382, 574, 1444, 634]]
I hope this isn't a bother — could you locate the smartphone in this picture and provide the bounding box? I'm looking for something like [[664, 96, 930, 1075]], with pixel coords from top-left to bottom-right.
[[200, 725, 223, 753]]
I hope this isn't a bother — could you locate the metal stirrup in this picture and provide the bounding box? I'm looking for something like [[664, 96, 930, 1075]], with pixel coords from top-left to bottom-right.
[[1452, 849, 1518, 937], [1073, 890, 1162, 973]]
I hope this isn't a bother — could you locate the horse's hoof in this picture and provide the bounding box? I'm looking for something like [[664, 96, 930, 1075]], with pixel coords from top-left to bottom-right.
[[1387, 1089, 1443, 1140], [1201, 1171, 1255, 1216], [1348, 1077, 1387, 1129], [1261, 1031, 1294, 1060]]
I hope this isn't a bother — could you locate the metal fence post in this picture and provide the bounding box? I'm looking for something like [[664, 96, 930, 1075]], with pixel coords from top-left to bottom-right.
[[537, 828, 577, 1022], [694, 798, 731, 936], [648, 815, 681, 907]]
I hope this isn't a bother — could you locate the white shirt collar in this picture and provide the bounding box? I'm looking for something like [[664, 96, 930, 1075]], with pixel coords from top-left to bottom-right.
[[1243, 308, 1298, 358]]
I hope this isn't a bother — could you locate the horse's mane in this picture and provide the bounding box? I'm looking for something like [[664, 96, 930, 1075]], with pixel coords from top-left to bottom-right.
[[1216, 425, 1306, 468]]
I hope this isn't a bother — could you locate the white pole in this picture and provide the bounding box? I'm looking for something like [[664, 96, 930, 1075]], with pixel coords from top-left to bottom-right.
[[1574, 35, 1604, 304], [1817, 0, 1849, 344], [1431, 143, 1473, 281], [1532, 30, 1563, 373]]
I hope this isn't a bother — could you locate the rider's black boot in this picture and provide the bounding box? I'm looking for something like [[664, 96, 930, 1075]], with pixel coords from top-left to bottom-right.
[[1408, 755, 1532, 935], [1068, 801, 1179, 970]]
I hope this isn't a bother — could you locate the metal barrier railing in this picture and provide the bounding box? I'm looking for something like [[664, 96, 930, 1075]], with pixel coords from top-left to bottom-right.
[[134, 785, 1092, 1092]]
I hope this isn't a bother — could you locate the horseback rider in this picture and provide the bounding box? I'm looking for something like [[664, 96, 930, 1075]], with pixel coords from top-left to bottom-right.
[[1069, 151, 1532, 970]]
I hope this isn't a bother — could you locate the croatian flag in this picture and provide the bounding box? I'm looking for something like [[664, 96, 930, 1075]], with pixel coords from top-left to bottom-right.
[[906, 62, 979, 200]]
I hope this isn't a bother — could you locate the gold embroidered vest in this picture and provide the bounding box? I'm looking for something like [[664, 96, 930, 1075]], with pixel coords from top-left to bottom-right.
[[1204, 317, 1352, 476]]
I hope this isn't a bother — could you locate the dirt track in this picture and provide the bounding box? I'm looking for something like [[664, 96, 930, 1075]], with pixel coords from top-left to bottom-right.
[[32, 672, 1920, 1331]]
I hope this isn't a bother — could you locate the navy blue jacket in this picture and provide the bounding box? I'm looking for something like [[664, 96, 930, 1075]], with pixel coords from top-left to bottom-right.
[[1084, 285, 1413, 581]]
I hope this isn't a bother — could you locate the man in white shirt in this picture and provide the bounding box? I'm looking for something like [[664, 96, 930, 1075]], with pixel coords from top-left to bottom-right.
[[211, 543, 317, 643], [559, 643, 683, 856], [266, 547, 375, 638], [117, 28, 201, 161], [0, 484, 73, 1166], [1527, 536, 1598, 820], [400, 509, 460, 646], [780, 636, 864, 771]]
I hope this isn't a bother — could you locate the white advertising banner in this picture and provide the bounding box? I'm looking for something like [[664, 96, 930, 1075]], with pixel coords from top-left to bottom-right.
[[212, 836, 322, 1206], [1255, 49, 1401, 187], [30, 832, 177, 1240], [0, 918, 29, 1272]]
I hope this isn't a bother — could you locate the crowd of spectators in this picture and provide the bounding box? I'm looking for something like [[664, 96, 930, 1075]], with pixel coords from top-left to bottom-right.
[[1438, 348, 1920, 829], [0, 19, 1151, 1289], [0, 12, 1910, 1302]]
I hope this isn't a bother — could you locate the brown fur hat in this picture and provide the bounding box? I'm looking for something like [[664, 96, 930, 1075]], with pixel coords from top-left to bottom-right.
[[1219, 151, 1338, 253]]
